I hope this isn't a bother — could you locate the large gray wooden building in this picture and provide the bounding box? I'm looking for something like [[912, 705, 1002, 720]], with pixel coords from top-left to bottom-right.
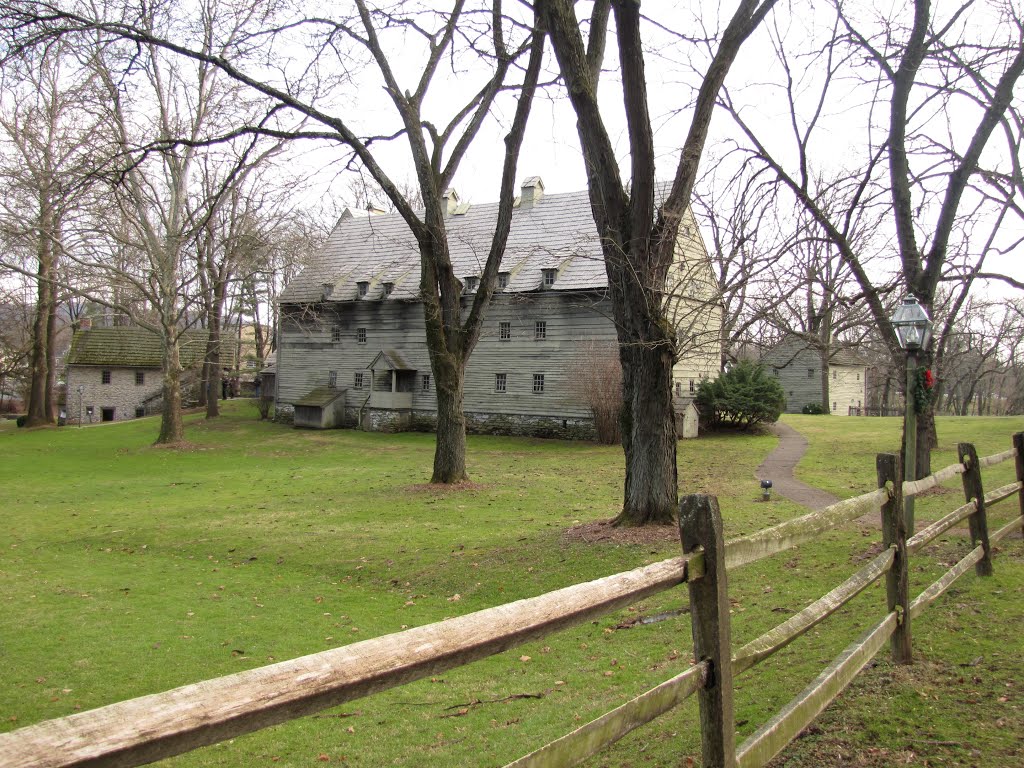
[[274, 178, 721, 439]]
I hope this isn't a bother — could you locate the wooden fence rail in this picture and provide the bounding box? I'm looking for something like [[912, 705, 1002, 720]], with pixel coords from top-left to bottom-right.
[[2, 433, 1022, 768]]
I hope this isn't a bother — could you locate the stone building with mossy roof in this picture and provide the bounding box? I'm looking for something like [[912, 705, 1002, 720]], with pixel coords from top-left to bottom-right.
[[65, 325, 237, 425]]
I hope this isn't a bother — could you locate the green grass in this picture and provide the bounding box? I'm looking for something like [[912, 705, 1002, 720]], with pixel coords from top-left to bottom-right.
[[1, 407, 1021, 767]]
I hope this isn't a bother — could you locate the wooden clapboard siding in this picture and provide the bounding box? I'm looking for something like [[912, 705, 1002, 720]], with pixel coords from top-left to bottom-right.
[[668, 208, 722, 386], [276, 180, 724, 430], [277, 291, 617, 420], [761, 336, 867, 414]]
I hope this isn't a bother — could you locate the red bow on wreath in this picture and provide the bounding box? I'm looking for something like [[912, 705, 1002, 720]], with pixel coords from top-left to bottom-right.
[[914, 368, 934, 413]]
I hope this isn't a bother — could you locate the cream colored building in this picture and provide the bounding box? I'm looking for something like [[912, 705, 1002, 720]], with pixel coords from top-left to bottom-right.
[[668, 206, 723, 397]]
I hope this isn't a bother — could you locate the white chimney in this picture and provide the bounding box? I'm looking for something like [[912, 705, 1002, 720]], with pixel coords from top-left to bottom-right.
[[443, 188, 459, 216], [520, 176, 544, 209]]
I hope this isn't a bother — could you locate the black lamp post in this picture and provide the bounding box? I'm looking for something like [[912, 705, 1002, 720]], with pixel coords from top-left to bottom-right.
[[891, 295, 933, 532]]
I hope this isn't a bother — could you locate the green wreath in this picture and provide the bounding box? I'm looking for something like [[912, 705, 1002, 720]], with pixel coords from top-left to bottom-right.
[[913, 367, 934, 414]]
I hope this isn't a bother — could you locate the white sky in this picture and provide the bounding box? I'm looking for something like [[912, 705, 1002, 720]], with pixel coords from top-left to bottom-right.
[[271, 1, 1023, 289]]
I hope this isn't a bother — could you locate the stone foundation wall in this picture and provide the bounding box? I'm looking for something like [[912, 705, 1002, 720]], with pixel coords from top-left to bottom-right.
[[410, 409, 596, 441], [276, 399, 597, 440]]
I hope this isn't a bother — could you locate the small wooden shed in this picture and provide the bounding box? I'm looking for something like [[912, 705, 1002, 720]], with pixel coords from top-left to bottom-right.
[[293, 386, 347, 429], [674, 397, 700, 439]]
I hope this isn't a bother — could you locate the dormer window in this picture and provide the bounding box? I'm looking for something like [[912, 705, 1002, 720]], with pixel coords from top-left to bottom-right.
[[497, 272, 510, 290], [463, 276, 479, 294], [383, 282, 394, 296], [357, 281, 369, 297], [321, 283, 334, 300], [542, 269, 557, 288]]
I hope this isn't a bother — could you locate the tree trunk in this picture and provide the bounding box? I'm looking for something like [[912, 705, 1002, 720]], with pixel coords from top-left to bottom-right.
[[615, 339, 678, 526], [430, 351, 468, 484], [205, 279, 226, 419], [156, 332, 184, 444], [44, 277, 58, 422], [820, 354, 831, 414], [24, 218, 53, 427], [607, 234, 679, 527]]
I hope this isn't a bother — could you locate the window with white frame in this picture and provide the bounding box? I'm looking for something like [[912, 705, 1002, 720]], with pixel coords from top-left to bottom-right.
[[357, 327, 367, 344], [495, 373, 507, 393], [332, 325, 342, 342], [463, 276, 479, 294], [422, 374, 430, 391], [328, 370, 337, 388], [102, 370, 111, 384], [533, 373, 545, 393], [354, 371, 364, 388], [499, 321, 511, 341], [357, 281, 369, 297], [135, 371, 144, 386], [535, 320, 547, 340], [383, 282, 394, 296], [689, 379, 695, 393], [497, 272, 510, 289], [542, 269, 557, 287]]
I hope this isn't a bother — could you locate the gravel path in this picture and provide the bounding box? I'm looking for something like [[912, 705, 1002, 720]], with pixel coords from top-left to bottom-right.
[[756, 421, 841, 511]]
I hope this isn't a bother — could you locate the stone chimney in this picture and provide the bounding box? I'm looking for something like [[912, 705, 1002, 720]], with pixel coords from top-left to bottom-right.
[[520, 176, 544, 209], [367, 202, 386, 215]]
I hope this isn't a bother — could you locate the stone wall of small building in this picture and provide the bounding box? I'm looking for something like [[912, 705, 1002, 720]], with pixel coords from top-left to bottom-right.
[[66, 365, 162, 424]]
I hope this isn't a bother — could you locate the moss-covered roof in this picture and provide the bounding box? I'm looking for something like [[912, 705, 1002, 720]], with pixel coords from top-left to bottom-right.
[[67, 327, 238, 369], [294, 386, 346, 407]]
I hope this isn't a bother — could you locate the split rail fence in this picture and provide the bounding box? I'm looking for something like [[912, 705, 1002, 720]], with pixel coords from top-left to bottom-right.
[[2, 433, 1023, 768]]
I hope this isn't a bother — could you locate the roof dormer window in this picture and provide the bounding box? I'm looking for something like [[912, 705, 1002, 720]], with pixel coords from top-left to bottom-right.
[[497, 272, 510, 290], [463, 276, 479, 294], [383, 282, 394, 296], [542, 268, 557, 288], [357, 281, 369, 297]]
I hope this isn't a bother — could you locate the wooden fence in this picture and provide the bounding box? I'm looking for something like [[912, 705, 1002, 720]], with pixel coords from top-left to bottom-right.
[[2, 433, 1023, 768]]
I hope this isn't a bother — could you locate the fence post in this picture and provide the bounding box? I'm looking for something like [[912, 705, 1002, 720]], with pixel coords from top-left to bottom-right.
[[877, 453, 911, 664], [958, 443, 993, 576], [1014, 432, 1024, 538], [680, 493, 736, 768]]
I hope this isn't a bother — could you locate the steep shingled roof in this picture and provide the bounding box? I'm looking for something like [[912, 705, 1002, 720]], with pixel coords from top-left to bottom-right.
[[762, 335, 869, 368], [280, 183, 694, 304], [67, 327, 238, 369]]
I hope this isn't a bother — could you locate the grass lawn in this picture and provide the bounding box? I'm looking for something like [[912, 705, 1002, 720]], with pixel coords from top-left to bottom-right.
[[1, 406, 1021, 767]]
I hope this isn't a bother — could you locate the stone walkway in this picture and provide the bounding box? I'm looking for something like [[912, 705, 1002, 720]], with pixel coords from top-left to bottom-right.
[[756, 422, 841, 511]]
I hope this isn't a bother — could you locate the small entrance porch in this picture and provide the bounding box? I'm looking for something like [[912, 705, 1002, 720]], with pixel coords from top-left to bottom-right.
[[362, 349, 417, 431]]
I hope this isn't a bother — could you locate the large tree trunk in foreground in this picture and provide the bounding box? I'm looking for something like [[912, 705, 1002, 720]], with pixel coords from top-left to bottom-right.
[[156, 334, 184, 444], [431, 355, 468, 484], [617, 339, 678, 526]]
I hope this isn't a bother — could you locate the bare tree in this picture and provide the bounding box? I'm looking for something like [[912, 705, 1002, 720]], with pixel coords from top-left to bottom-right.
[[542, 0, 779, 525], [723, 0, 1024, 477], [693, 158, 794, 367], [569, 340, 622, 444], [1, 0, 546, 480], [72, 0, 292, 444], [0, 41, 105, 426]]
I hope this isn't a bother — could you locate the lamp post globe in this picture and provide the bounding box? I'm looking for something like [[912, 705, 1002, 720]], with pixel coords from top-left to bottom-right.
[[891, 295, 933, 533]]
